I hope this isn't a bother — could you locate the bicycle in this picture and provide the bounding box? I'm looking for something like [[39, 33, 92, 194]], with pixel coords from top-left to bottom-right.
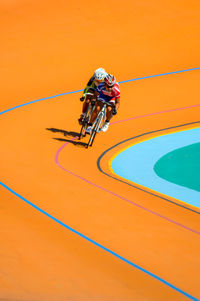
[[87, 100, 115, 148], [79, 90, 97, 140]]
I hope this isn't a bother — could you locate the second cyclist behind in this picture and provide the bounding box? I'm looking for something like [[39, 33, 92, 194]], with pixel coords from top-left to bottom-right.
[[78, 68, 107, 125], [86, 74, 120, 133]]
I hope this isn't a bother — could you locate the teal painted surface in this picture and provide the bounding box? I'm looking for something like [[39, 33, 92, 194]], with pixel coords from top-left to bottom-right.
[[154, 143, 200, 192]]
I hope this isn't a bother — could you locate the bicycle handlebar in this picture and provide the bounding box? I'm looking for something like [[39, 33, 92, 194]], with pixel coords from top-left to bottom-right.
[[99, 100, 117, 115], [85, 92, 95, 96], [112, 107, 117, 115], [80, 91, 97, 102], [98, 99, 115, 107]]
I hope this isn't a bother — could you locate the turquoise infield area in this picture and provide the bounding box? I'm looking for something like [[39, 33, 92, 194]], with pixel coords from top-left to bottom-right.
[[111, 127, 200, 209]]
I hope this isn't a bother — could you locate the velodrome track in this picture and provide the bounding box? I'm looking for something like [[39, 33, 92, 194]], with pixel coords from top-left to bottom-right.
[[1, 1, 200, 300]]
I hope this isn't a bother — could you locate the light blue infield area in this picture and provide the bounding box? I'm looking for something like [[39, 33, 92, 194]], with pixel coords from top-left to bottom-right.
[[111, 127, 200, 208]]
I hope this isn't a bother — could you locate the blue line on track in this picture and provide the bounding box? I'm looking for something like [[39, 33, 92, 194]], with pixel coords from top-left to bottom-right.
[[119, 67, 200, 84], [0, 180, 199, 301], [0, 67, 199, 116], [0, 89, 83, 115], [1, 67, 200, 300]]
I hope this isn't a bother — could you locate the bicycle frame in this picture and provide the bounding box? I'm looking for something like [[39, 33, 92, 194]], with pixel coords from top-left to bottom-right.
[[93, 102, 106, 130], [79, 92, 97, 139], [87, 101, 110, 148]]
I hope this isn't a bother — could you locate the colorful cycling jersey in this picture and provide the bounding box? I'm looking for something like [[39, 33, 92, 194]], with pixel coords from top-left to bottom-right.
[[82, 75, 97, 96], [96, 82, 120, 103]]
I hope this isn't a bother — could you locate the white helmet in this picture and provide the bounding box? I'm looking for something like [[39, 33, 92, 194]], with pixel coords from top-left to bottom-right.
[[94, 68, 107, 80]]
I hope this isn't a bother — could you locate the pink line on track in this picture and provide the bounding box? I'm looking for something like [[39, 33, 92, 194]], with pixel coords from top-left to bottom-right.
[[111, 104, 200, 125], [55, 138, 200, 236]]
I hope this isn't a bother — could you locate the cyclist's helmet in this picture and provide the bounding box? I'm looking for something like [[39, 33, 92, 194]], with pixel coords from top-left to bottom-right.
[[104, 74, 116, 87], [94, 68, 107, 81]]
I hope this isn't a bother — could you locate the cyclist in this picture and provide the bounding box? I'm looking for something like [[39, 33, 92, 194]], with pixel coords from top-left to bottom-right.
[[78, 68, 107, 125], [86, 74, 120, 133]]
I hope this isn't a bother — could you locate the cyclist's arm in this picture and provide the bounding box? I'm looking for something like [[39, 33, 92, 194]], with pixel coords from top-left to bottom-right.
[[113, 83, 120, 110], [115, 97, 120, 110], [82, 75, 95, 97]]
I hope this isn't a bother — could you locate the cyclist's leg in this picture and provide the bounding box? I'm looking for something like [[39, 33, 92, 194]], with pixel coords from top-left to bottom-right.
[[105, 99, 115, 121], [79, 87, 97, 124], [89, 100, 103, 124], [78, 95, 92, 124], [82, 96, 91, 113], [82, 87, 97, 113], [85, 100, 103, 134], [101, 100, 115, 132], [105, 105, 113, 121]]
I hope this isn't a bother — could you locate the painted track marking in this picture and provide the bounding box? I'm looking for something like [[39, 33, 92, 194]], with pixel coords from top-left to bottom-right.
[[97, 121, 200, 214], [1, 68, 200, 300]]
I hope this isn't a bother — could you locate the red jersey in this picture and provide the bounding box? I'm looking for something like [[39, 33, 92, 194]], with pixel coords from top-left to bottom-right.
[[97, 82, 120, 103]]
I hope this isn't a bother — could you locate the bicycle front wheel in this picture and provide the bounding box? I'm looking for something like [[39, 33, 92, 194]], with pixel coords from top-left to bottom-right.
[[87, 114, 103, 147]]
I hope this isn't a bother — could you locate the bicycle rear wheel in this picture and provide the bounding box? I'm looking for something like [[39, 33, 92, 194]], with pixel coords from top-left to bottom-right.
[[79, 103, 94, 139], [79, 121, 87, 140]]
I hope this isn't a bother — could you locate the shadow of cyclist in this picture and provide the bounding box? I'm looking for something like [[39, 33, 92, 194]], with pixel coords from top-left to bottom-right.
[[46, 128, 79, 137], [46, 128, 88, 148]]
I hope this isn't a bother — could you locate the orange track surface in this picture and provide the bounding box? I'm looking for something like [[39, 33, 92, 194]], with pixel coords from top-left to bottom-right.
[[1, 1, 200, 300]]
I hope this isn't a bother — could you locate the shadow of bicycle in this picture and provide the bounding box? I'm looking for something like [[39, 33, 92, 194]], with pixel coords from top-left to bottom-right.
[[46, 128, 79, 137], [46, 128, 88, 148]]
